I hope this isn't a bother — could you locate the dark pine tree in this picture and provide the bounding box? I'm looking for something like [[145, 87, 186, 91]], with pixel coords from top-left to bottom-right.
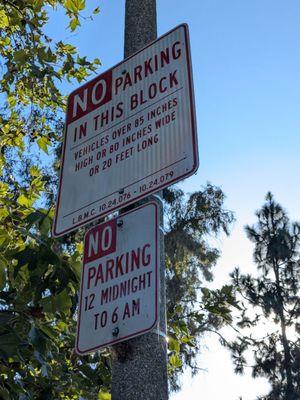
[[228, 193, 300, 400]]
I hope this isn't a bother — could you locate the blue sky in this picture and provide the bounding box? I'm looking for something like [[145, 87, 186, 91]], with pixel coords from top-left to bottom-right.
[[48, 1, 300, 398]]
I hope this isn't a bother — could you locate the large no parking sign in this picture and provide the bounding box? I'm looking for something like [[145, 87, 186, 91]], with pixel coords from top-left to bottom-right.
[[53, 24, 198, 237]]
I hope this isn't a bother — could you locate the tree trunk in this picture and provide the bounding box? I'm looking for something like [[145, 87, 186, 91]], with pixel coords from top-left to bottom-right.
[[273, 261, 294, 400]]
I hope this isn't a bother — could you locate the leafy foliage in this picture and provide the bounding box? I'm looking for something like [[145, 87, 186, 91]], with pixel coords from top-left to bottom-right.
[[226, 193, 300, 400], [0, 1, 111, 399], [0, 1, 236, 398], [163, 185, 236, 390], [0, 0, 100, 157]]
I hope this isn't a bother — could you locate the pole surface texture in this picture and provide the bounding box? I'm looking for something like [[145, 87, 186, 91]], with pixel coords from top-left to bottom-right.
[[124, 0, 157, 59], [111, 1, 168, 399]]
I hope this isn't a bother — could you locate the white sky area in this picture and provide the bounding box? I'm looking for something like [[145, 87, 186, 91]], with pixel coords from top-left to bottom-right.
[[171, 222, 270, 400], [46, 1, 300, 398], [171, 336, 270, 400]]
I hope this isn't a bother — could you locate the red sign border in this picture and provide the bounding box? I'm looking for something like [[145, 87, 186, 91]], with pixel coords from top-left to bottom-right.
[[75, 201, 159, 354], [53, 23, 198, 237]]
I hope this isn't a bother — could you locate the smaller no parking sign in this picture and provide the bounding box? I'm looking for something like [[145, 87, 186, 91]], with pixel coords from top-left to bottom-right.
[[76, 202, 159, 354]]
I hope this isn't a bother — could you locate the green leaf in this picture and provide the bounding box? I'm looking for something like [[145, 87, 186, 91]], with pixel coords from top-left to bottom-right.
[[14, 247, 38, 270], [39, 215, 51, 237], [98, 391, 111, 400], [169, 353, 182, 368], [0, 311, 13, 325], [0, 256, 6, 290], [0, 182, 9, 196], [39, 246, 60, 266], [64, 0, 76, 12], [17, 194, 33, 208], [69, 17, 80, 31], [55, 289, 72, 313], [37, 137, 51, 154], [0, 206, 9, 219], [29, 166, 40, 177], [25, 211, 43, 227], [0, 10, 9, 27], [38, 324, 58, 343], [0, 387, 10, 400], [65, 0, 85, 13], [0, 332, 21, 357], [28, 326, 47, 355], [40, 296, 53, 314], [93, 7, 100, 15], [0, 229, 9, 246], [41, 364, 49, 378], [69, 260, 81, 282], [40, 290, 72, 315], [14, 50, 27, 63], [168, 337, 180, 353], [76, 0, 86, 11], [7, 95, 17, 108]]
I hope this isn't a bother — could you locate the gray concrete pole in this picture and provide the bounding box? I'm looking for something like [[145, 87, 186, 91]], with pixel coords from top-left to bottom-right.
[[111, 1, 168, 399], [124, 0, 157, 58]]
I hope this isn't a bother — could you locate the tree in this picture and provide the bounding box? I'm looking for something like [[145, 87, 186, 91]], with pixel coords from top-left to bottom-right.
[[163, 185, 236, 390], [227, 193, 300, 400], [0, 2, 236, 398], [0, 2, 110, 399]]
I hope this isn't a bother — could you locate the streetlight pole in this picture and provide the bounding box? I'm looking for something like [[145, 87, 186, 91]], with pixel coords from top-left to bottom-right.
[[111, 2, 168, 399]]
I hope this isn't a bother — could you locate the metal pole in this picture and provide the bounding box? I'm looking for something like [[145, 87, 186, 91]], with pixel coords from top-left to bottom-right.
[[111, 1, 168, 399]]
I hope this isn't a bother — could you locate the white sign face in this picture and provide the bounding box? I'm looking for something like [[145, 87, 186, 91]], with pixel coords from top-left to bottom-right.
[[53, 24, 198, 237], [75, 202, 159, 354]]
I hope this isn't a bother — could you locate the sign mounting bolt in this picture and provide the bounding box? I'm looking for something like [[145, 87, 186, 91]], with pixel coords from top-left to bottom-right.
[[112, 327, 119, 337]]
